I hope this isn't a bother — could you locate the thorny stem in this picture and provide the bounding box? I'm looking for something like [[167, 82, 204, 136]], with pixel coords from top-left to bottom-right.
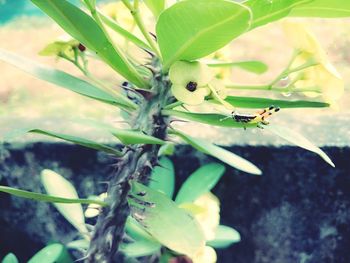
[[86, 61, 171, 263]]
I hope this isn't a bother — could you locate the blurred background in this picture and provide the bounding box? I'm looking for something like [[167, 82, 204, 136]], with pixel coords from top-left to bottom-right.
[[1, 1, 350, 263]]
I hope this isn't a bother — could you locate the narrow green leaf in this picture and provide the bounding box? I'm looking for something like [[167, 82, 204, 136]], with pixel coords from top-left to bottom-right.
[[129, 182, 206, 258], [99, 12, 152, 51], [120, 240, 161, 258], [208, 60, 268, 74], [157, 0, 251, 68], [162, 109, 257, 128], [173, 130, 262, 175], [264, 124, 335, 167], [0, 186, 106, 206], [1, 253, 18, 263], [175, 163, 225, 204], [31, 0, 146, 87], [0, 49, 136, 109], [111, 129, 166, 145], [223, 96, 330, 109], [3, 127, 122, 156], [207, 225, 241, 249], [290, 0, 350, 17], [144, 0, 166, 18], [149, 157, 175, 198], [41, 169, 88, 235], [244, 0, 312, 29], [28, 244, 73, 263]]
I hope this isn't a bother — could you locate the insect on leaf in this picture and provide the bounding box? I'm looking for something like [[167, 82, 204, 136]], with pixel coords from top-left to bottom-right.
[[128, 182, 206, 258], [157, 0, 252, 68]]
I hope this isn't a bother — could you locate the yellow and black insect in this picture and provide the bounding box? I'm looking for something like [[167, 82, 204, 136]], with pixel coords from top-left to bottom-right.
[[221, 106, 280, 127]]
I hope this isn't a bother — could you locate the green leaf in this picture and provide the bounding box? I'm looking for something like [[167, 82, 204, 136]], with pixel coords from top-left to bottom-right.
[[0, 185, 107, 206], [31, 0, 146, 88], [125, 216, 155, 242], [208, 60, 268, 74], [207, 225, 241, 249], [0, 49, 136, 110], [28, 244, 73, 263], [99, 12, 152, 51], [144, 0, 166, 18], [149, 157, 175, 198], [129, 182, 206, 258], [120, 240, 161, 258], [290, 0, 350, 17], [162, 109, 258, 128], [2, 128, 122, 156], [41, 169, 88, 235], [1, 253, 18, 263], [175, 163, 225, 204], [223, 96, 330, 109], [263, 124, 335, 167], [244, 0, 312, 29], [157, 0, 251, 68], [158, 142, 175, 156], [111, 129, 166, 145], [173, 130, 262, 175]]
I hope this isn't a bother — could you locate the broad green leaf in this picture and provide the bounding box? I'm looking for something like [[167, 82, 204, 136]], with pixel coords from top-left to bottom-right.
[[157, 0, 252, 68], [0, 49, 136, 110], [28, 244, 73, 263], [31, 0, 147, 88], [129, 182, 206, 258], [2, 128, 122, 156], [172, 130, 262, 175], [290, 0, 350, 17], [244, 0, 312, 29], [41, 169, 88, 235], [162, 109, 258, 128], [208, 60, 268, 74], [223, 96, 330, 109], [175, 163, 225, 204], [99, 12, 152, 51], [144, 0, 166, 18], [207, 225, 241, 249], [111, 129, 166, 145], [120, 240, 161, 258], [1, 253, 18, 263], [149, 157, 175, 198], [264, 124, 335, 167], [0, 186, 107, 206], [126, 216, 155, 242]]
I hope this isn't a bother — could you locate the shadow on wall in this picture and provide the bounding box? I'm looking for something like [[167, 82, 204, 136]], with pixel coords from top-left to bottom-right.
[[0, 143, 350, 263]]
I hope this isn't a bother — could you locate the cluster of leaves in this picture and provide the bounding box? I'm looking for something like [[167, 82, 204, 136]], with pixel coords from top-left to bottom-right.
[[0, 0, 349, 262], [0, 162, 239, 262]]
